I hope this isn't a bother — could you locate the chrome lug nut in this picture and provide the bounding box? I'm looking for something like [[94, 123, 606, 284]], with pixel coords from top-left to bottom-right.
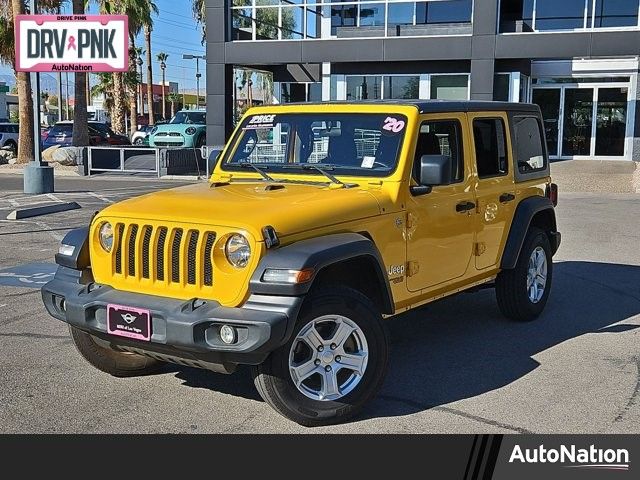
[[336, 356, 341, 363], [325, 365, 332, 372], [317, 346, 324, 352], [314, 359, 321, 366], [330, 343, 337, 350]]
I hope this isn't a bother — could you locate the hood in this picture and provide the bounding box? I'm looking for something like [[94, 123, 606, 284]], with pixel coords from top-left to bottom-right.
[[98, 182, 383, 239]]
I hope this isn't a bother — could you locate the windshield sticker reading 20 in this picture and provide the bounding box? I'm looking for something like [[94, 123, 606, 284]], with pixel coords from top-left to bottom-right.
[[383, 117, 406, 133]]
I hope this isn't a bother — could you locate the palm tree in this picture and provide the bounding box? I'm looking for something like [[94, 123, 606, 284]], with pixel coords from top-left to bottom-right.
[[143, 1, 159, 125], [124, 0, 155, 134], [6, 0, 35, 164], [71, 0, 89, 146], [92, 73, 115, 115], [157, 52, 168, 120], [167, 92, 180, 118], [192, 0, 205, 43]]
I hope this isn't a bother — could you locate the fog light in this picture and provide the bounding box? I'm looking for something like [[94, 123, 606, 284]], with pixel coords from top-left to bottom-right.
[[60, 298, 66, 312], [219, 325, 236, 344]]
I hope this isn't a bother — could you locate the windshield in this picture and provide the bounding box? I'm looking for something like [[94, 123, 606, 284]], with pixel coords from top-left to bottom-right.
[[170, 111, 206, 125], [222, 113, 407, 177]]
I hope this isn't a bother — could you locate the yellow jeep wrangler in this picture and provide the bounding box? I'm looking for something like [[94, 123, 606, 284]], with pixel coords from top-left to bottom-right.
[[42, 101, 560, 426]]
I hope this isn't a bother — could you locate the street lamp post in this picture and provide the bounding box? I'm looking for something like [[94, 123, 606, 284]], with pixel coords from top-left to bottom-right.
[[183, 54, 205, 109], [136, 56, 144, 123], [160, 60, 167, 119], [24, 0, 54, 194]]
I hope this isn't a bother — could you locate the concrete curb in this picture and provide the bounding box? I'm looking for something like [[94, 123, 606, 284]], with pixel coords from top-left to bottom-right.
[[7, 202, 81, 220], [0, 168, 81, 177]]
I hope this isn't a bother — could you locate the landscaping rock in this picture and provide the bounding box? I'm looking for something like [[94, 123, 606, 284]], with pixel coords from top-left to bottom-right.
[[42, 145, 60, 162], [0, 149, 15, 165], [51, 146, 84, 166]]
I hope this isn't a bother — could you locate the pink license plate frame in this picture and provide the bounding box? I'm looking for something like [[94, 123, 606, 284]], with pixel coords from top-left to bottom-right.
[[106, 304, 151, 342]]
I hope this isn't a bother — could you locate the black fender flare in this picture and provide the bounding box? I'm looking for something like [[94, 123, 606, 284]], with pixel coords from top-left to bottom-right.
[[249, 233, 394, 313], [55, 227, 90, 271], [501, 196, 558, 270]]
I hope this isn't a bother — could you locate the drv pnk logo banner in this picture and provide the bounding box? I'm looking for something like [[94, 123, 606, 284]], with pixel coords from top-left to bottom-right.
[[15, 15, 129, 72]]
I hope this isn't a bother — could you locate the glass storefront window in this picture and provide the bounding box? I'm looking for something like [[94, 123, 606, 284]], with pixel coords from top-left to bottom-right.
[[306, 6, 321, 38], [331, 5, 357, 35], [359, 3, 386, 27], [562, 88, 594, 156], [388, 2, 415, 28], [281, 7, 305, 40], [233, 0, 475, 41], [507, 0, 639, 32], [416, 0, 473, 24], [346, 76, 383, 100], [535, 0, 587, 30], [493, 74, 510, 102], [255, 8, 279, 39], [384, 76, 420, 99], [595, 87, 627, 156], [430, 75, 469, 100], [532, 89, 561, 157], [594, 0, 640, 28], [232, 8, 253, 41]]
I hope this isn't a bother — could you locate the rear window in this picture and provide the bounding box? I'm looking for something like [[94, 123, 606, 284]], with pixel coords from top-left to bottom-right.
[[514, 116, 546, 174], [0, 124, 17, 133], [51, 124, 73, 135]]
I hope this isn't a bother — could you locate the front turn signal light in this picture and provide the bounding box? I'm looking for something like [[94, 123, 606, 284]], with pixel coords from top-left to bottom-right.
[[262, 268, 314, 284]]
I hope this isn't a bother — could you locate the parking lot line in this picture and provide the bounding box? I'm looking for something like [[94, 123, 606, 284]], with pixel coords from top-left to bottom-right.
[[88, 192, 114, 203]]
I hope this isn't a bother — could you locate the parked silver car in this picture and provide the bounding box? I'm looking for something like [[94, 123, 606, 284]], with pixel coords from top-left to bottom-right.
[[0, 123, 19, 154], [131, 125, 153, 146]]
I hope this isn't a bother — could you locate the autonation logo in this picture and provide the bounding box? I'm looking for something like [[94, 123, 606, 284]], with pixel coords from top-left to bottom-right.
[[509, 444, 630, 471]]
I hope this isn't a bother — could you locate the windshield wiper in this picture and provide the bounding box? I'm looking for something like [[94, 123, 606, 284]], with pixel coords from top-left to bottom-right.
[[239, 162, 275, 182], [283, 164, 349, 187]]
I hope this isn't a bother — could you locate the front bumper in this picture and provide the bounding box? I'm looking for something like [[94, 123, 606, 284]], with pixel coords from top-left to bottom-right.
[[42, 267, 302, 372]]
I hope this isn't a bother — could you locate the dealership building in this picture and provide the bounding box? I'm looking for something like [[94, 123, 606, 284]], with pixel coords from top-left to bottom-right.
[[205, 0, 640, 162]]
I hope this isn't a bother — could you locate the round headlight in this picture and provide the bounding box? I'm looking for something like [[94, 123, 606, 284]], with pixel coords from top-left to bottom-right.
[[225, 234, 251, 268], [99, 222, 114, 252], [185, 127, 197, 136]]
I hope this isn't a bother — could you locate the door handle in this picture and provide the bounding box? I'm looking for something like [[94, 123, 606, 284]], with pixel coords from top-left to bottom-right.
[[499, 193, 516, 203], [456, 201, 476, 213]]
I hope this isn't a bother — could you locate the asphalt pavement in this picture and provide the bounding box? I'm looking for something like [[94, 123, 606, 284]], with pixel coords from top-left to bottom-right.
[[0, 174, 639, 433]]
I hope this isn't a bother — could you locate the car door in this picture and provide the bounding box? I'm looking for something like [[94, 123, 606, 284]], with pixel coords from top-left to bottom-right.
[[467, 112, 517, 271], [406, 114, 476, 292]]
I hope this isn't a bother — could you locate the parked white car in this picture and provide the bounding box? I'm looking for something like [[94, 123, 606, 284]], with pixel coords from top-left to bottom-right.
[[0, 123, 18, 154]]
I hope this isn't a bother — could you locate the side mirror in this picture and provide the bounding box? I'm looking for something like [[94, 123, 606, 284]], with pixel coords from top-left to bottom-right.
[[411, 154, 454, 196], [207, 145, 225, 177]]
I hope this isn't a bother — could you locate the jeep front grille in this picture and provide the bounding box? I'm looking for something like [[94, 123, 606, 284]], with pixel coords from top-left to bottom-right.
[[113, 223, 216, 288]]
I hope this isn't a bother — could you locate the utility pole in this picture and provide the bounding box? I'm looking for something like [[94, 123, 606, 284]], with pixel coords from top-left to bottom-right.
[[23, 0, 54, 194]]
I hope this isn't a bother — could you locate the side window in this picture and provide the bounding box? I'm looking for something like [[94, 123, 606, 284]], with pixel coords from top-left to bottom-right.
[[514, 116, 546, 173], [473, 118, 508, 179], [414, 120, 463, 183]]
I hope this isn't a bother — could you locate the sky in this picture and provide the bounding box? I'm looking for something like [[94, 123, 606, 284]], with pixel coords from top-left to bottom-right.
[[0, 0, 207, 95]]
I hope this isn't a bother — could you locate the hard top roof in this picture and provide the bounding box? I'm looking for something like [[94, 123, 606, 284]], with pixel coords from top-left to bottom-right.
[[271, 100, 541, 114]]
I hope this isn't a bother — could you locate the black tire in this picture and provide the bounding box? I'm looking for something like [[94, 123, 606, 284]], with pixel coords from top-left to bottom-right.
[[496, 227, 553, 322], [195, 134, 206, 149], [253, 287, 389, 427], [69, 325, 164, 377], [133, 137, 144, 145]]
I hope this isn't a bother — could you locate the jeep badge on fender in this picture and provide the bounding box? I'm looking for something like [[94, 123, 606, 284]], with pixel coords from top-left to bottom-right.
[[42, 100, 560, 427]]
